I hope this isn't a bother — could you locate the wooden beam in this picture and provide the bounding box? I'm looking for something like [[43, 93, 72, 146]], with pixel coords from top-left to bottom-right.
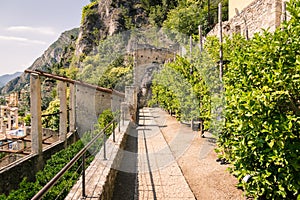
[[42, 111, 62, 117], [24, 69, 124, 95], [0, 149, 23, 153]]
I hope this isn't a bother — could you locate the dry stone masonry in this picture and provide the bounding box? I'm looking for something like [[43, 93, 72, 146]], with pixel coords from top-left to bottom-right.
[[208, 0, 288, 38]]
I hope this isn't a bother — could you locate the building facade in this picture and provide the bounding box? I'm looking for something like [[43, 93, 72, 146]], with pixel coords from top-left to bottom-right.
[[208, 0, 288, 38]]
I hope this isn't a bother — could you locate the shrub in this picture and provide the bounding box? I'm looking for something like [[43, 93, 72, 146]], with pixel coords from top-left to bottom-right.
[[215, 0, 300, 198]]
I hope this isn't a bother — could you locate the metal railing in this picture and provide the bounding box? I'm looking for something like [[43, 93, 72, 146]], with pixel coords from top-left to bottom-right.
[[32, 116, 121, 200]]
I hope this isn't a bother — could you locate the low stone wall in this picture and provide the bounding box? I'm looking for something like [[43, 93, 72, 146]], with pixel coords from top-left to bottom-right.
[[0, 132, 78, 195], [75, 83, 124, 135], [100, 122, 131, 200], [66, 120, 131, 200]]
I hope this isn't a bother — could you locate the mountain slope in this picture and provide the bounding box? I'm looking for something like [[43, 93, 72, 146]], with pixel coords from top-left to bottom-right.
[[0, 28, 79, 94], [0, 72, 22, 87]]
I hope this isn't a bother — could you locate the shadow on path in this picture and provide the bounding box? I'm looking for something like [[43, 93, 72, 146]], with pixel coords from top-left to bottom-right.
[[112, 126, 138, 200], [139, 110, 157, 200]]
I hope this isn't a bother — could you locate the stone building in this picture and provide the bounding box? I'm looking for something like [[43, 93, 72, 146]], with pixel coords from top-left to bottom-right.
[[0, 92, 20, 132], [0, 105, 19, 132], [208, 0, 289, 38], [5, 92, 18, 107]]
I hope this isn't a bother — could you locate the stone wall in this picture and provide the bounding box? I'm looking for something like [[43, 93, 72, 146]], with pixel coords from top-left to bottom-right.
[[0, 132, 77, 195], [207, 0, 285, 38], [75, 83, 124, 135], [66, 119, 132, 200], [100, 122, 131, 200], [133, 48, 174, 87]]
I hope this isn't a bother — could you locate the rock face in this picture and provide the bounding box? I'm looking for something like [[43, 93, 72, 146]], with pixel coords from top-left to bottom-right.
[[75, 0, 147, 59], [0, 28, 79, 94]]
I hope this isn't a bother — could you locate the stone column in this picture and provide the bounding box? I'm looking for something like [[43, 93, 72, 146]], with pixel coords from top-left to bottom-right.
[[69, 83, 76, 133], [58, 81, 67, 144], [125, 86, 137, 106], [7, 114, 11, 130], [121, 102, 130, 121], [0, 107, 2, 117], [23, 125, 27, 136], [133, 51, 138, 87], [125, 86, 138, 122], [2, 124, 6, 139], [14, 109, 18, 129], [30, 73, 42, 154], [0, 117, 3, 133]]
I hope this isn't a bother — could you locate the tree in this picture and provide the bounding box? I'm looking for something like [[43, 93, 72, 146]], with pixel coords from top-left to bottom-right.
[[42, 99, 60, 131], [0, 97, 6, 105], [23, 114, 31, 126], [163, 0, 228, 36], [151, 56, 211, 123], [163, 2, 208, 36], [148, 0, 178, 27], [211, 0, 300, 198]]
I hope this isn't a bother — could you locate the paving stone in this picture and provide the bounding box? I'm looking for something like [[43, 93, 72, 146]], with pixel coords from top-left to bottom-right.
[[136, 108, 195, 200]]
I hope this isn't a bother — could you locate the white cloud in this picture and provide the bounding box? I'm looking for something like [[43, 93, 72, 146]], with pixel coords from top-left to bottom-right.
[[7, 26, 56, 35], [0, 35, 47, 45]]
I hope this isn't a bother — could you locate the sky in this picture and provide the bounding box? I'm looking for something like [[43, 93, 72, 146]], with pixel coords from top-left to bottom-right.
[[0, 0, 90, 76]]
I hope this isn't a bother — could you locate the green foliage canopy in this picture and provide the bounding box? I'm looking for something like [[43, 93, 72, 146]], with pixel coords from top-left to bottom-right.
[[42, 99, 60, 131], [208, 1, 300, 198], [151, 56, 210, 124]]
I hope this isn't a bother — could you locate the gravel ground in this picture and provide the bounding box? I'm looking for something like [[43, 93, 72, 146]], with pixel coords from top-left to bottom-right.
[[156, 108, 245, 200]]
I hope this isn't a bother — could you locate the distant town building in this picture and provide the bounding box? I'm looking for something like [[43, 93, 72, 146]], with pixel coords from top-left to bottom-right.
[[0, 105, 19, 131], [0, 92, 20, 132], [6, 92, 18, 107]]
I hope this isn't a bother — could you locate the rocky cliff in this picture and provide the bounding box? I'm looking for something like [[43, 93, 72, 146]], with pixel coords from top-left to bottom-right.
[[75, 0, 147, 59]]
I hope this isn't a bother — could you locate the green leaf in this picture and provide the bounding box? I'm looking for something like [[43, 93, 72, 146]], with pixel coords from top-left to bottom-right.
[[268, 140, 275, 148]]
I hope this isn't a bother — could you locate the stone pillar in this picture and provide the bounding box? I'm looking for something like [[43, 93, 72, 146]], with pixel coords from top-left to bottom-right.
[[121, 102, 131, 121], [0, 117, 3, 133], [69, 84, 76, 133], [30, 73, 42, 154], [125, 86, 138, 122], [58, 81, 67, 144], [133, 51, 138, 87], [14, 109, 18, 129], [2, 124, 6, 139], [23, 125, 27, 136], [125, 86, 137, 106], [7, 114, 11, 130]]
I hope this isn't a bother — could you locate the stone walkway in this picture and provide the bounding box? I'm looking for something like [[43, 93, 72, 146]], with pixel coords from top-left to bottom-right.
[[136, 108, 195, 200], [67, 107, 196, 200]]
